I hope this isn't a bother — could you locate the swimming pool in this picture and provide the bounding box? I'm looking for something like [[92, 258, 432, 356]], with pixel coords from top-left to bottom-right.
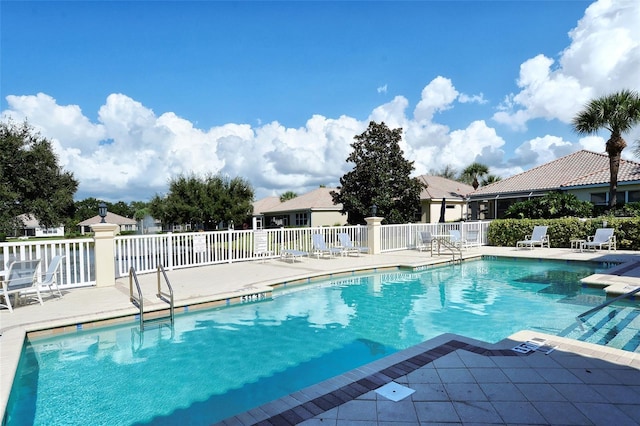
[[4, 258, 621, 425]]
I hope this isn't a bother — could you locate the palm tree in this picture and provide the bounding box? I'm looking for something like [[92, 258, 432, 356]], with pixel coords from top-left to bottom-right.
[[279, 191, 297, 203], [481, 174, 502, 186], [572, 90, 640, 207], [460, 162, 489, 190]]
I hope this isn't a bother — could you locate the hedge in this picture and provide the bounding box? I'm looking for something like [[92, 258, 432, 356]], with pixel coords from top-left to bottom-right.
[[487, 217, 640, 250]]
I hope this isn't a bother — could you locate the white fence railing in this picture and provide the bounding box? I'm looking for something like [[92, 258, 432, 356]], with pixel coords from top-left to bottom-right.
[[1, 222, 489, 288], [114, 225, 368, 277], [380, 222, 491, 252], [0, 238, 95, 288]]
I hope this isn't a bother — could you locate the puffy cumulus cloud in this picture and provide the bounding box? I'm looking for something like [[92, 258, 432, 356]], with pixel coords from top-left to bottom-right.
[[369, 95, 409, 130], [494, 0, 639, 130], [561, 0, 640, 92], [413, 76, 458, 122], [512, 135, 576, 167], [4, 93, 105, 151]]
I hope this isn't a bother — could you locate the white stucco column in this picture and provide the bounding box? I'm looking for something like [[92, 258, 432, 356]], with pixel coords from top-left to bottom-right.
[[365, 216, 383, 255], [91, 222, 119, 287]]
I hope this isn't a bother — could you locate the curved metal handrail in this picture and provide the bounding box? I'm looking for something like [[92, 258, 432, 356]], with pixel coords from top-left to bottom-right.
[[156, 265, 175, 325], [129, 267, 144, 330]]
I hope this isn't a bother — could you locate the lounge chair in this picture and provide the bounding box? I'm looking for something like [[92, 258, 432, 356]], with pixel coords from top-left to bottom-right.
[[280, 245, 308, 263], [583, 228, 616, 251], [516, 226, 549, 249], [465, 230, 480, 247], [311, 234, 343, 258], [416, 231, 433, 252], [1, 259, 43, 312], [449, 230, 464, 249], [41, 255, 65, 297], [337, 233, 368, 256]]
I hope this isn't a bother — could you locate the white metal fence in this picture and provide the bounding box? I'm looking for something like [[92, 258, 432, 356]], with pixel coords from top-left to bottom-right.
[[380, 222, 491, 252], [114, 225, 368, 276], [1, 222, 489, 289], [0, 238, 95, 288]]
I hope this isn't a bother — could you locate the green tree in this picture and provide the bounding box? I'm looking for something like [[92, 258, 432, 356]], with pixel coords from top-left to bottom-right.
[[459, 162, 489, 190], [150, 173, 254, 230], [0, 120, 78, 235], [279, 191, 297, 202], [331, 121, 423, 224], [504, 191, 593, 219], [572, 89, 640, 207], [481, 174, 502, 186]]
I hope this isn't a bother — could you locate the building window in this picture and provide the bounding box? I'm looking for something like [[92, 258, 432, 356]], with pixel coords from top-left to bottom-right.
[[590, 192, 607, 205], [295, 213, 308, 226], [628, 190, 640, 203]]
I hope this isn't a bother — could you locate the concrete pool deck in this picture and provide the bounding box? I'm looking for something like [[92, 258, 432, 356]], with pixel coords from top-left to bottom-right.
[[2, 246, 640, 424]]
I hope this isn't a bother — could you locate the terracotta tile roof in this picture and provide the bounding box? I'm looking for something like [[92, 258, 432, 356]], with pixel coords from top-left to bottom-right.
[[260, 187, 342, 213], [470, 150, 640, 197], [416, 175, 474, 200]]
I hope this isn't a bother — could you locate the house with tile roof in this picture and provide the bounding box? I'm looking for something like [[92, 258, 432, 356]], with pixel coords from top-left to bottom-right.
[[415, 175, 474, 223], [253, 177, 476, 226], [254, 187, 346, 228], [467, 150, 640, 219], [77, 212, 138, 235]]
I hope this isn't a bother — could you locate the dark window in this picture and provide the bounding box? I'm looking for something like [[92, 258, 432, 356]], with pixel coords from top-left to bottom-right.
[[628, 190, 640, 202], [590, 192, 607, 205]]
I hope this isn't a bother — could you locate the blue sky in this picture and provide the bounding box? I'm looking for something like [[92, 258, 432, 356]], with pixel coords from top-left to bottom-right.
[[2, 0, 639, 202]]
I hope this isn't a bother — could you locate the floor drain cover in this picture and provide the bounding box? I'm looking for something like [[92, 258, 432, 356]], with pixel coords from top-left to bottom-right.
[[375, 381, 415, 402]]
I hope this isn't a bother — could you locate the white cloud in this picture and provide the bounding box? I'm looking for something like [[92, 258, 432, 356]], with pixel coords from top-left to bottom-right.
[[512, 135, 575, 166], [493, 0, 639, 130], [377, 84, 388, 94], [458, 93, 487, 104], [413, 76, 458, 122]]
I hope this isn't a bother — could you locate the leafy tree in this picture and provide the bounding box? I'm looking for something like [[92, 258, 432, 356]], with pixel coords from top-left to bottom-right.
[[0, 120, 78, 235], [331, 121, 423, 224], [572, 89, 640, 207], [150, 173, 254, 230], [279, 191, 297, 202], [504, 191, 593, 219], [459, 162, 489, 190]]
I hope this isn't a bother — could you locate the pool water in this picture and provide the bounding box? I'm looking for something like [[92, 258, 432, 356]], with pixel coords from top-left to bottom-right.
[[5, 258, 619, 425]]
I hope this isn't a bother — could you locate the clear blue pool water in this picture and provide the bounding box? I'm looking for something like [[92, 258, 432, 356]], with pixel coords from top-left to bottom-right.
[[5, 258, 618, 425]]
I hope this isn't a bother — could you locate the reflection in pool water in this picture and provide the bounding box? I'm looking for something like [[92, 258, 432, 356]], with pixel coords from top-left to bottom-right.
[[6, 258, 613, 425]]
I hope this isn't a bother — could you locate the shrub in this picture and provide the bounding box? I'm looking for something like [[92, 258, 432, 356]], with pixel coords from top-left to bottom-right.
[[488, 217, 640, 250]]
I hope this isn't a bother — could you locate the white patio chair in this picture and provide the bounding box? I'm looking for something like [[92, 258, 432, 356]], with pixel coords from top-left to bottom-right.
[[40, 255, 65, 297], [1, 259, 43, 313], [416, 231, 433, 252], [311, 234, 343, 258], [583, 228, 616, 251], [516, 226, 550, 249], [337, 233, 368, 256]]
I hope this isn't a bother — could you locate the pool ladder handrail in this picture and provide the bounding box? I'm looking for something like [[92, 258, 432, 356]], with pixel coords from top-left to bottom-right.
[[156, 264, 175, 326], [430, 237, 462, 263], [128, 266, 175, 331], [575, 285, 640, 331], [129, 267, 145, 330]]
